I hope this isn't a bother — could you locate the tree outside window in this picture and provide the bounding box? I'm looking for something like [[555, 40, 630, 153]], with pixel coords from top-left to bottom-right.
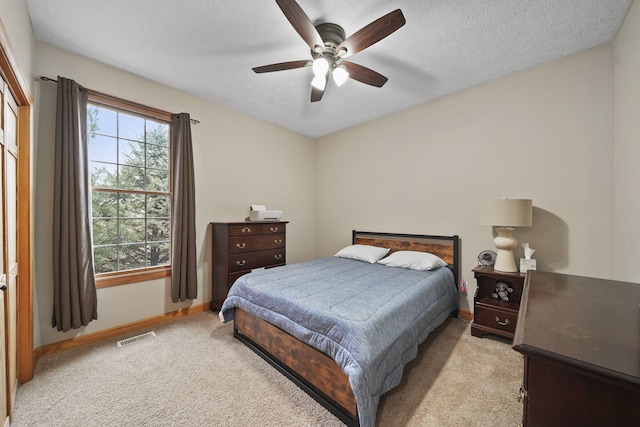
[[88, 103, 171, 275]]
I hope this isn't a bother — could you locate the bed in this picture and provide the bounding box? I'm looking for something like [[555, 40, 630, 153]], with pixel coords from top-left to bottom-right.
[[220, 230, 460, 427]]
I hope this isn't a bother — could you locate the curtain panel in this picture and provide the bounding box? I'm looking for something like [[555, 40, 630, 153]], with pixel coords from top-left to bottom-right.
[[170, 113, 198, 302], [52, 77, 98, 331]]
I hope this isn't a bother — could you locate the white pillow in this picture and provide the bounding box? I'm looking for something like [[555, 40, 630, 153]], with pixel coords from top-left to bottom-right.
[[334, 244, 390, 264], [377, 250, 447, 271]]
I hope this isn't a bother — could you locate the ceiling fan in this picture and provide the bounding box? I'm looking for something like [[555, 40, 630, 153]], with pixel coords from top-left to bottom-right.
[[253, 0, 406, 102]]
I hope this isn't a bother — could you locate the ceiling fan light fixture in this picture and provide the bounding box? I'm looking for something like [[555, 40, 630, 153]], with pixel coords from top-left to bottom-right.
[[312, 56, 330, 76], [332, 65, 349, 86], [311, 74, 327, 90]]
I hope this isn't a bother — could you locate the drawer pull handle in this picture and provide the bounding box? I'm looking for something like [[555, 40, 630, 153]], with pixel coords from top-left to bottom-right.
[[274, 254, 282, 260], [242, 227, 251, 233], [236, 243, 246, 249], [518, 385, 525, 403], [274, 239, 282, 244], [495, 316, 510, 326], [236, 260, 246, 266], [270, 227, 279, 232]]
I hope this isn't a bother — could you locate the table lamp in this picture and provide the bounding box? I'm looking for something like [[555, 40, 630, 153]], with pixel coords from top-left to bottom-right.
[[481, 198, 532, 273]]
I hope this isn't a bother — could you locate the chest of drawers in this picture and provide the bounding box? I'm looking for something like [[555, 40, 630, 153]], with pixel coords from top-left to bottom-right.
[[513, 271, 640, 426], [210, 221, 287, 310]]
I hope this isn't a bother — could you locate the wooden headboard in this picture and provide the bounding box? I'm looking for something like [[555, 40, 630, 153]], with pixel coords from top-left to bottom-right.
[[352, 230, 460, 284]]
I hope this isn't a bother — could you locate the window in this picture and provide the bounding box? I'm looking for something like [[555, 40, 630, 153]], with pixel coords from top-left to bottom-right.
[[87, 93, 172, 286]]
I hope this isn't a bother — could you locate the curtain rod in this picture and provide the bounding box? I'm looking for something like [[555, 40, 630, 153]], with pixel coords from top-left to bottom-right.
[[37, 76, 200, 125]]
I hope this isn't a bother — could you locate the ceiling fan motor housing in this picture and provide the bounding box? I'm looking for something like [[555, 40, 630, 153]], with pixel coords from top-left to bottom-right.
[[313, 23, 346, 55]]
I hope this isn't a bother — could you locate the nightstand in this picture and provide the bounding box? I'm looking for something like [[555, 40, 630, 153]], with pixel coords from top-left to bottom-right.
[[471, 266, 526, 341]]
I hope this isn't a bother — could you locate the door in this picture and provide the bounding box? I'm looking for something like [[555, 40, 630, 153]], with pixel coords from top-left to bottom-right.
[[0, 74, 8, 425], [3, 78, 18, 417], [1, 73, 18, 424]]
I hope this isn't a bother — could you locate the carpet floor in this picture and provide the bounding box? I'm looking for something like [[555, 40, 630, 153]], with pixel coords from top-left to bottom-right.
[[12, 312, 523, 426]]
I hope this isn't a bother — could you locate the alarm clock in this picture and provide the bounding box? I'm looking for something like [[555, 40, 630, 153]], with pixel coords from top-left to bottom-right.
[[477, 250, 496, 267]]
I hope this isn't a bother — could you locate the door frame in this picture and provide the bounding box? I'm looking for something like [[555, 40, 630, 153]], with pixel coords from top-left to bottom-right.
[[0, 20, 34, 383]]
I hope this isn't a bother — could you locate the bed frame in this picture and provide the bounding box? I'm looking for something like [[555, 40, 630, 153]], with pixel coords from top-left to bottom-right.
[[232, 231, 460, 426]]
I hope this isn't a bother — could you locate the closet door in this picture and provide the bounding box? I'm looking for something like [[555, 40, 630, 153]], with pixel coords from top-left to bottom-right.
[[3, 79, 18, 415], [0, 78, 7, 425]]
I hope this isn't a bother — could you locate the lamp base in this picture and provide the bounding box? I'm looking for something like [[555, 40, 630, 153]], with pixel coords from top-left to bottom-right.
[[493, 227, 518, 273]]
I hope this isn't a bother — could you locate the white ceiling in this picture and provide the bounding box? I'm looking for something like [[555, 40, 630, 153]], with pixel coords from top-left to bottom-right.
[[26, 0, 632, 138]]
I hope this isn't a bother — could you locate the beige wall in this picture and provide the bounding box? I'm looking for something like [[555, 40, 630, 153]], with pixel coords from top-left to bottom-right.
[[613, 0, 640, 283], [316, 45, 615, 312], [32, 43, 316, 347], [0, 0, 33, 92]]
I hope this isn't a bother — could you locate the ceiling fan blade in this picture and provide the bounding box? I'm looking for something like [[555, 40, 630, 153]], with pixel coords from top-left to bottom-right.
[[311, 79, 326, 102], [336, 9, 406, 58], [342, 62, 388, 87], [252, 60, 311, 73], [276, 0, 325, 51]]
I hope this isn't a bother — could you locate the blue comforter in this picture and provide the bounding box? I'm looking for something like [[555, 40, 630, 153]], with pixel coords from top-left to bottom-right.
[[220, 257, 458, 427]]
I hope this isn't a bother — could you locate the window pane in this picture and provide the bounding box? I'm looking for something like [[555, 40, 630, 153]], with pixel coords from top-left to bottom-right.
[[89, 134, 117, 163], [146, 144, 169, 169], [148, 195, 170, 218], [146, 168, 169, 192], [120, 193, 145, 218], [147, 219, 170, 242], [88, 99, 172, 278], [119, 218, 145, 243], [147, 242, 170, 267], [119, 139, 145, 167], [92, 190, 118, 218], [119, 244, 147, 271], [118, 165, 145, 190], [91, 162, 117, 188], [89, 106, 117, 137], [94, 245, 118, 274], [119, 113, 145, 141], [147, 121, 169, 146], [93, 218, 118, 245]]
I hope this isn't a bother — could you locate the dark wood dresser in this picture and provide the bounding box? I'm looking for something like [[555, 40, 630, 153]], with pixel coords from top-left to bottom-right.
[[210, 221, 287, 310], [513, 270, 640, 426]]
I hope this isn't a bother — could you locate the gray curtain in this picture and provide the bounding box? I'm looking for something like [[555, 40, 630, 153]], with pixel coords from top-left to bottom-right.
[[52, 77, 97, 331], [170, 113, 197, 302]]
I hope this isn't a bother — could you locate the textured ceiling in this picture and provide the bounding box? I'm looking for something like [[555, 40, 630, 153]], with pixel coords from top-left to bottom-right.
[[26, 0, 632, 138]]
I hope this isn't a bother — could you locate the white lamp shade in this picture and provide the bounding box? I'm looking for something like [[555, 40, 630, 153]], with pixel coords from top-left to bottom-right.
[[332, 66, 349, 86], [481, 199, 532, 227], [312, 57, 330, 76], [311, 74, 327, 90]]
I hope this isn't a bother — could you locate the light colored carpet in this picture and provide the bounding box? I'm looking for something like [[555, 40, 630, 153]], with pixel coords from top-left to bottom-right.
[[12, 312, 523, 426]]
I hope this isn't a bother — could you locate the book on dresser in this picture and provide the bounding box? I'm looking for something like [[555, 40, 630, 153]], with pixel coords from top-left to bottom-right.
[[210, 221, 288, 310]]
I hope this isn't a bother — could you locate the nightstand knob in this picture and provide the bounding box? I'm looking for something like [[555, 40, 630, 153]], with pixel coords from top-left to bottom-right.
[[242, 227, 251, 233], [270, 227, 279, 232], [274, 254, 282, 260], [236, 260, 246, 266], [495, 316, 510, 326], [236, 242, 246, 249], [274, 239, 282, 244]]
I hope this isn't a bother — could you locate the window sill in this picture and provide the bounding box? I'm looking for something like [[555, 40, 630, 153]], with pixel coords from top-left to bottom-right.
[[96, 266, 171, 288]]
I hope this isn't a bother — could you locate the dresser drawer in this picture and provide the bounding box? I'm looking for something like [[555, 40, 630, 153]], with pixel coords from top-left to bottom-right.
[[229, 249, 286, 272], [229, 224, 261, 236], [261, 223, 285, 234], [474, 304, 518, 334], [229, 235, 285, 254]]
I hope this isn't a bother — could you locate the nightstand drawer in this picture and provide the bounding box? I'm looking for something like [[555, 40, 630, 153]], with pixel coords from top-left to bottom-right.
[[474, 305, 518, 334]]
